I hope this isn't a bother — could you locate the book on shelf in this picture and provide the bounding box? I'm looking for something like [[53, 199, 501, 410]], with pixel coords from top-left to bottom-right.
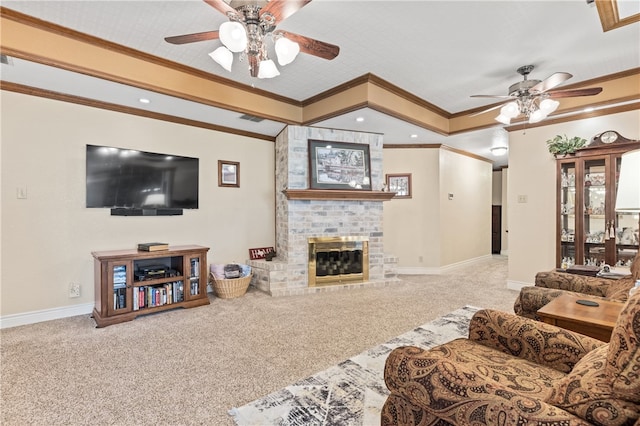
[[137, 242, 169, 252], [133, 281, 184, 310]]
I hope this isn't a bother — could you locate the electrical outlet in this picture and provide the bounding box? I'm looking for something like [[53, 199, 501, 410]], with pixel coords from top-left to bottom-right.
[[418, 255, 424, 263], [517, 195, 528, 203], [69, 282, 80, 298]]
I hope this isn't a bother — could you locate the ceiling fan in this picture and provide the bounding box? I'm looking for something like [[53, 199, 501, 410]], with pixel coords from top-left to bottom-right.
[[471, 65, 603, 124], [165, 0, 340, 79]]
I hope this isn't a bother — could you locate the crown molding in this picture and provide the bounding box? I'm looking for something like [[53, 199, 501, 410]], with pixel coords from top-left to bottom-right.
[[382, 143, 492, 164], [0, 81, 277, 142], [1, 6, 638, 140]]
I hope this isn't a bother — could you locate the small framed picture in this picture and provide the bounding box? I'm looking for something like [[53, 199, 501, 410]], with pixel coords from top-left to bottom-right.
[[386, 173, 412, 198], [218, 160, 239, 188]]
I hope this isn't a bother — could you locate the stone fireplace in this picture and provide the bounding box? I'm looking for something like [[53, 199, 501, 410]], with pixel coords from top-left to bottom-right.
[[248, 126, 398, 296]]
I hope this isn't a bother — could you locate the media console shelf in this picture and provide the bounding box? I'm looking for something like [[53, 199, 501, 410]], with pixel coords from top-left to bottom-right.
[[92, 245, 209, 327]]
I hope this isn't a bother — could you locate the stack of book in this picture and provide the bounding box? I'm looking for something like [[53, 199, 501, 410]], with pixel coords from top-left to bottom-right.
[[137, 242, 169, 252]]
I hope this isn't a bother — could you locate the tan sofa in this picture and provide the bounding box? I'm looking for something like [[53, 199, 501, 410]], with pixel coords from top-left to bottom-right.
[[382, 289, 640, 425]]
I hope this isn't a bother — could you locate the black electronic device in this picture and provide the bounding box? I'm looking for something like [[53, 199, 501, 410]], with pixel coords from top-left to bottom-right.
[[576, 299, 599, 307], [86, 144, 199, 215], [136, 265, 170, 281]]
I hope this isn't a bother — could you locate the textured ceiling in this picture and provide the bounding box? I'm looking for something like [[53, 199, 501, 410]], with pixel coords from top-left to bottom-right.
[[2, 0, 639, 168]]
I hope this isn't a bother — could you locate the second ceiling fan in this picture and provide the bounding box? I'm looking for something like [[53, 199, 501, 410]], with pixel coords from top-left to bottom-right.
[[471, 65, 603, 124], [165, 0, 340, 79]]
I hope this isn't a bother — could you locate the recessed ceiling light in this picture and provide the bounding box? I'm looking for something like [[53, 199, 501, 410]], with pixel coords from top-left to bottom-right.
[[139, 98, 151, 104], [410, 134, 418, 138], [355, 117, 364, 122], [490, 146, 508, 156]]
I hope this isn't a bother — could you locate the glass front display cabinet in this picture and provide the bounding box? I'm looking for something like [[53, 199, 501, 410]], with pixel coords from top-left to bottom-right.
[[556, 131, 639, 269]]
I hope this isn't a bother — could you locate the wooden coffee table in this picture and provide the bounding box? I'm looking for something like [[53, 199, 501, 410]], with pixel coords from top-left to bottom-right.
[[537, 294, 625, 342]]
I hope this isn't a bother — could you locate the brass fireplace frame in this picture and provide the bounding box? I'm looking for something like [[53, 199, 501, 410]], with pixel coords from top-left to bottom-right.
[[308, 236, 369, 286]]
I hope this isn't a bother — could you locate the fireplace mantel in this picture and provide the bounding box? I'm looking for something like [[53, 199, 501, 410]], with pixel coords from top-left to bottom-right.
[[282, 189, 396, 201]]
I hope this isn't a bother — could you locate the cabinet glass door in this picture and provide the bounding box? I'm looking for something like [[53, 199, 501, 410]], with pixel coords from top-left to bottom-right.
[[615, 156, 640, 266], [583, 159, 607, 266], [559, 163, 576, 266], [108, 262, 131, 315], [187, 255, 202, 298]]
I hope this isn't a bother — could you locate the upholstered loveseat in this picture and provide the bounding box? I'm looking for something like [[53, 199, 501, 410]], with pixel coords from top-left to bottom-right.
[[382, 289, 640, 425]]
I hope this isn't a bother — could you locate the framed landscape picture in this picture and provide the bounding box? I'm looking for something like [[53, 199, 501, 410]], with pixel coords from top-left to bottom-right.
[[386, 173, 412, 198], [308, 140, 371, 190], [218, 160, 239, 188]]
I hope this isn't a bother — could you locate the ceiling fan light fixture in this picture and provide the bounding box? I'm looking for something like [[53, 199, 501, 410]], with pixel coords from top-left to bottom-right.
[[209, 46, 234, 72], [501, 101, 520, 119], [257, 59, 280, 79], [275, 37, 300, 66], [528, 109, 547, 123], [495, 114, 511, 125], [539, 98, 560, 114], [219, 21, 247, 53]]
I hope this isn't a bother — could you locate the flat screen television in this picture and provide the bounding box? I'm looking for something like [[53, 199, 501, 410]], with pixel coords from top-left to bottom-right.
[[86, 144, 198, 215]]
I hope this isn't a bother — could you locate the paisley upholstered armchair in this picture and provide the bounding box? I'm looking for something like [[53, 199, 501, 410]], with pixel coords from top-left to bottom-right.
[[514, 255, 639, 320], [382, 289, 640, 425]]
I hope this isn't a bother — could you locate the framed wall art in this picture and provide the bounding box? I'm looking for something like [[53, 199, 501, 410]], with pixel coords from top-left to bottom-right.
[[308, 140, 371, 190], [386, 173, 412, 198], [218, 160, 240, 188]]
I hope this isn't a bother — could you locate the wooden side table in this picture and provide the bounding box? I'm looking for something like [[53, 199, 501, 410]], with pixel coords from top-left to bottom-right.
[[537, 294, 625, 342]]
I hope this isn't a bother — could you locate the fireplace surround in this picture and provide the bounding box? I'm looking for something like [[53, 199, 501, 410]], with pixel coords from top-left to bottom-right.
[[308, 236, 369, 286], [247, 125, 398, 296]]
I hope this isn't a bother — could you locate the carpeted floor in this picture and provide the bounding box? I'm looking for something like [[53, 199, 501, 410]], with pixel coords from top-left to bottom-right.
[[229, 306, 478, 426], [1, 255, 516, 425]]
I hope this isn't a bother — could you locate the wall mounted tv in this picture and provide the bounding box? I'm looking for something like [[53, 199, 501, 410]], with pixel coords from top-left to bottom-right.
[[86, 144, 199, 216]]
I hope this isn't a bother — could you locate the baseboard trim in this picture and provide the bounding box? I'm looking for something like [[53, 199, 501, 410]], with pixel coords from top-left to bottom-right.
[[398, 254, 494, 275], [397, 266, 439, 275], [507, 280, 532, 291], [0, 302, 94, 329]]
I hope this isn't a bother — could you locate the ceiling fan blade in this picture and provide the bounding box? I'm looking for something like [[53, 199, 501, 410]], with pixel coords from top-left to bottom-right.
[[274, 30, 339, 60], [547, 87, 603, 98], [470, 94, 515, 99], [165, 30, 220, 45], [202, 0, 240, 18], [530, 72, 572, 93], [260, 0, 312, 25], [469, 101, 510, 117]]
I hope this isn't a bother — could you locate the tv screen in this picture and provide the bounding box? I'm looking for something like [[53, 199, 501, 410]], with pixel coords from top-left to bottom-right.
[[86, 145, 199, 210]]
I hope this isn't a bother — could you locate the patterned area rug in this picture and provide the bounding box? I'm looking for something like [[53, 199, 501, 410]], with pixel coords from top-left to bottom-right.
[[229, 305, 479, 426]]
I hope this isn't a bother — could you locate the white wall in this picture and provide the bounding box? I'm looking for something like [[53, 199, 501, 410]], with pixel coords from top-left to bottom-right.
[[383, 148, 440, 268], [439, 149, 492, 266], [383, 146, 492, 271], [507, 109, 640, 289], [1, 92, 275, 318]]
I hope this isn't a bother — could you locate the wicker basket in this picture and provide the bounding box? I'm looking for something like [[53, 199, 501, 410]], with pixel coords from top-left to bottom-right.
[[210, 273, 252, 299]]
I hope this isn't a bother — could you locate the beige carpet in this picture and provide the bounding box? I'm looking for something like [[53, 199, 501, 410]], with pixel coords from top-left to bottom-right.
[[1, 255, 517, 425]]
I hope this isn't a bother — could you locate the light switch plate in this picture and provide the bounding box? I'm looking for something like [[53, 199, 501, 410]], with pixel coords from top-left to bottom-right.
[[16, 186, 27, 199]]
